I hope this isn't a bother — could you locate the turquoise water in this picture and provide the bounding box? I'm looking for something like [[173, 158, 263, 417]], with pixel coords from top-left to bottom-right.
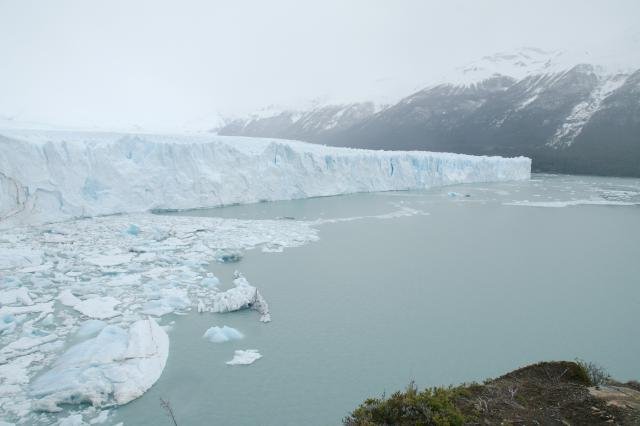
[[115, 174, 640, 425]]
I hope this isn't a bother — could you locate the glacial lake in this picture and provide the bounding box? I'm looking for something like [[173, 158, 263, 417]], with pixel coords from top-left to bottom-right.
[[114, 174, 640, 426]]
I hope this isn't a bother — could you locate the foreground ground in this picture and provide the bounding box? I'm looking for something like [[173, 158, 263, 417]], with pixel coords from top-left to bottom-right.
[[345, 361, 640, 425]]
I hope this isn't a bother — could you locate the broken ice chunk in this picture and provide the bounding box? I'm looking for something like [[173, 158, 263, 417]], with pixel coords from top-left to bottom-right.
[[200, 273, 220, 287], [58, 291, 121, 320], [0, 314, 16, 335], [200, 271, 270, 322], [74, 297, 120, 320], [0, 248, 43, 270], [76, 320, 108, 338], [57, 413, 85, 426], [58, 290, 81, 307], [140, 287, 191, 317], [86, 253, 134, 267], [226, 349, 262, 365], [126, 224, 140, 236], [0, 287, 33, 306]]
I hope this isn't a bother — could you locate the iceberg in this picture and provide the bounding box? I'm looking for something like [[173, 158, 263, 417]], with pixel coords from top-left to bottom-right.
[[226, 349, 262, 366], [198, 271, 271, 322], [30, 318, 168, 411], [0, 129, 531, 227], [202, 326, 244, 343]]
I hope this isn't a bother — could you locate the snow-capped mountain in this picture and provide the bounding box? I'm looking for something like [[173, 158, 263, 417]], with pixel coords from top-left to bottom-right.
[[218, 46, 640, 177], [217, 102, 382, 142]]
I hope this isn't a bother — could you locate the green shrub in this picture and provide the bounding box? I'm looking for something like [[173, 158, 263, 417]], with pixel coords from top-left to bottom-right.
[[575, 358, 611, 386], [343, 381, 466, 426]]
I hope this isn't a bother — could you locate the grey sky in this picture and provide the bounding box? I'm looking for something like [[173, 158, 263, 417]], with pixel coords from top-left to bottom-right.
[[1, 0, 638, 131]]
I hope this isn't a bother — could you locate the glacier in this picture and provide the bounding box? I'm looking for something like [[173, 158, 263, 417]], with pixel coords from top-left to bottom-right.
[[0, 128, 530, 227]]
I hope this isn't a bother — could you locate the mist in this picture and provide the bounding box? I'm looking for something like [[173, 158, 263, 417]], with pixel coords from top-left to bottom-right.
[[1, 0, 638, 131]]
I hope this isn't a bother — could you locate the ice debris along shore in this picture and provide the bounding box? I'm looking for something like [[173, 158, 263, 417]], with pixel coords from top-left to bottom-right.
[[0, 213, 318, 424], [0, 128, 530, 227]]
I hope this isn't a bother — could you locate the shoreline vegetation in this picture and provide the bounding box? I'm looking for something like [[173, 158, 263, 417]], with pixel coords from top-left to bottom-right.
[[344, 360, 640, 425]]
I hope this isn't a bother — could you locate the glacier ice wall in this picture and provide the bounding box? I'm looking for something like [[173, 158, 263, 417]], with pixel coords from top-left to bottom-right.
[[0, 129, 530, 227]]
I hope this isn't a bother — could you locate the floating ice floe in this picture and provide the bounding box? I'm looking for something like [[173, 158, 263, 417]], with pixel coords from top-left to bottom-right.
[[226, 349, 262, 365], [57, 413, 84, 426], [58, 291, 121, 320], [0, 287, 33, 306], [75, 320, 107, 338], [0, 302, 54, 317], [126, 224, 141, 236], [0, 248, 43, 270], [200, 273, 220, 287], [85, 254, 134, 268], [30, 318, 168, 412], [504, 199, 640, 208], [198, 271, 271, 322], [141, 287, 191, 317], [202, 326, 244, 343]]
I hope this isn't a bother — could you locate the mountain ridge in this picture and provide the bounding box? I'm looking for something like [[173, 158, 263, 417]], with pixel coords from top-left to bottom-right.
[[217, 48, 640, 177]]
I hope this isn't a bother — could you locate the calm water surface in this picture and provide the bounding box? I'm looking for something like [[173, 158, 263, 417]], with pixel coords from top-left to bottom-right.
[[115, 174, 640, 426]]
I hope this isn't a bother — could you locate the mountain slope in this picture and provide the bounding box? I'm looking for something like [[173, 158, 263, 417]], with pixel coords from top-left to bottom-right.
[[218, 102, 379, 143], [218, 48, 640, 177]]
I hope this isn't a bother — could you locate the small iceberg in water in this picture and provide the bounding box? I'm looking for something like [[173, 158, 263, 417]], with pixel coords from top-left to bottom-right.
[[197, 271, 271, 323], [202, 326, 244, 343], [226, 349, 262, 366]]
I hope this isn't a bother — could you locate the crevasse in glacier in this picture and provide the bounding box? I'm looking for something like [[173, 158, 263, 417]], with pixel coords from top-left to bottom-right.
[[0, 129, 531, 227]]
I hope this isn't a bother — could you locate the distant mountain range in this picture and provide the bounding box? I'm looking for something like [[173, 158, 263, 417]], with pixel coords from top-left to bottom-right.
[[217, 47, 640, 177]]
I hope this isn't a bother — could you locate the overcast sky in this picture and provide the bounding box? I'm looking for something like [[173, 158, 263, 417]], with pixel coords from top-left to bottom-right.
[[1, 0, 639, 131]]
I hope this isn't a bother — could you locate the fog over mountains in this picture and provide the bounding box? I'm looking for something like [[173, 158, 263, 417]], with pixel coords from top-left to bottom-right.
[[218, 47, 640, 177]]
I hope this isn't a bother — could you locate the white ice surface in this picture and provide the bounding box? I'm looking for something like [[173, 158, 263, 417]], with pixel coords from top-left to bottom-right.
[[0, 129, 530, 227], [226, 349, 262, 366]]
